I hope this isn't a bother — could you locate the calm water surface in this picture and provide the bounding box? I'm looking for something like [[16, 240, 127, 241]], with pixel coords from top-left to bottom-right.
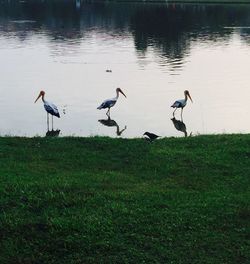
[[0, 0, 250, 137]]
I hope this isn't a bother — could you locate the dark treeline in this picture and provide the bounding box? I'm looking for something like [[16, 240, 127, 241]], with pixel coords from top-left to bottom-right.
[[0, 0, 250, 64]]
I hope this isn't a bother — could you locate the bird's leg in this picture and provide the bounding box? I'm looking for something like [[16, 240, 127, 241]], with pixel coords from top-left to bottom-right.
[[116, 125, 119, 136], [47, 113, 49, 131], [52, 115, 54, 130], [173, 108, 177, 116], [181, 108, 183, 121], [117, 126, 127, 136], [106, 108, 110, 117]]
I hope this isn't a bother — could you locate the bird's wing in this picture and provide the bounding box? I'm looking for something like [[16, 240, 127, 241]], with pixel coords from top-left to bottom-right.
[[97, 99, 117, 109], [171, 99, 185, 108], [151, 133, 160, 139], [44, 102, 60, 117]]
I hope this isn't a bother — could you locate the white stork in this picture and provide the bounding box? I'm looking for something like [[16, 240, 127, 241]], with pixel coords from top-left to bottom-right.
[[35, 90, 60, 130], [171, 90, 193, 118], [97, 88, 126, 116]]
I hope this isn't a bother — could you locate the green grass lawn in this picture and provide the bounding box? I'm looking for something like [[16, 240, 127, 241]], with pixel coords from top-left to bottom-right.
[[0, 135, 249, 263]]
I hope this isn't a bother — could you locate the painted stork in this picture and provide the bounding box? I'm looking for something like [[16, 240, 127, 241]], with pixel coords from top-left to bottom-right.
[[97, 88, 126, 116], [171, 90, 193, 118], [34, 90, 60, 129]]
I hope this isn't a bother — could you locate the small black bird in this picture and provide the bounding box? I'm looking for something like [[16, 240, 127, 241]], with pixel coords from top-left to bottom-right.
[[143, 132, 160, 141]]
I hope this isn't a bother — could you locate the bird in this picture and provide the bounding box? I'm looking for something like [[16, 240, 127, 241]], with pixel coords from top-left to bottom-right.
[[171, 90, 193, 118], [98, 116, 127, 136], [97, 88, 126, 116], [34, 90, 60, 130], [143, 132, 160, 141], [171, 117, 187, 137]]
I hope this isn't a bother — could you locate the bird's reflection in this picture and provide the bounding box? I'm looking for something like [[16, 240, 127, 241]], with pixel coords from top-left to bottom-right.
[[98, 116, 127, 136], [76, 0, 81, 10], [46, 129, 61, 137], [171, 117, 191, 137]]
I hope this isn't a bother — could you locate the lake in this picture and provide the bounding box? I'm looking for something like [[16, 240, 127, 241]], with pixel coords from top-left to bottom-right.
[[0, 0, 250, 138]]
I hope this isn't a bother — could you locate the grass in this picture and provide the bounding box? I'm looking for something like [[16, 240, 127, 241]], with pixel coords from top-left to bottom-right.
[[0, 135, 249, 263]]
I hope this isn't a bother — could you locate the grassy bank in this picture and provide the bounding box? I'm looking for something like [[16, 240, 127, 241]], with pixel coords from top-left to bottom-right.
[[0, 135, 249, 263]]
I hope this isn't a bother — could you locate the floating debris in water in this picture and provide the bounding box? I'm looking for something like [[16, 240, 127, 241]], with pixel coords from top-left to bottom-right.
[[63, 105, 67, 115], [10, 20, 36, 24]]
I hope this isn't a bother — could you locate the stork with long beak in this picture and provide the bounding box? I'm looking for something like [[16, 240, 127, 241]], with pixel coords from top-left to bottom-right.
[[35, 91, 60, 130], [171, 90, 193, 118], [97, 88, 126, 116]]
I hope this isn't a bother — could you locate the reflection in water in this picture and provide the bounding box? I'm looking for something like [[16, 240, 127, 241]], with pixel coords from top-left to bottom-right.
[[98, 117, 127, 136], [129, 3, 250, 71], [76, 0, 81, 10], [0, 1, 250, 137], [171, 117, 191, 137], [0, 1, 250, 73], [131, 5, 191, 72], [46, 129, 60, 137]]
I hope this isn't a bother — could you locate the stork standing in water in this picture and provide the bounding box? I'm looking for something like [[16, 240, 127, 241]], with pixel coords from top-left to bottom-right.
[[35, 91, 60, 130], [97, 88, 126, 116], [171, 90, 193, 119]]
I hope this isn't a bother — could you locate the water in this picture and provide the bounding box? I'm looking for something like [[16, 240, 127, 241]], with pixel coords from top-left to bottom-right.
[[0, 0, 250, 138]]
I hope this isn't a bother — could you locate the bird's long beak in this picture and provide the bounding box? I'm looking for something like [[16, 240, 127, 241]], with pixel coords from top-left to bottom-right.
[[119, 89, 127, 98], [34, 93, 42, 103], [187, 93, 193, 103]]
